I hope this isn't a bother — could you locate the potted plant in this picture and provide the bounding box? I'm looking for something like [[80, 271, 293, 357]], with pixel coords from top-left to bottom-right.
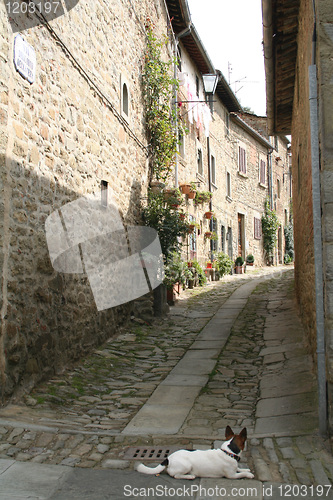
[[235, 256, 245, 274], [163, 251, 184, 304], [186, 265, 196, 289], [179, 183, 192, 195], [188, 222, 200, 233], [215, 252, 234, 278], [187, 182, 197, 199], [246, 254, 254, 266], [164, 188, 183, 208], [204, 210, 215, 220], [204, 231, 218, 241], [150, 180, 165, 194], [191, 261, 207, 286], [206, 261, 212, 269], [194, 191, 212, 205]]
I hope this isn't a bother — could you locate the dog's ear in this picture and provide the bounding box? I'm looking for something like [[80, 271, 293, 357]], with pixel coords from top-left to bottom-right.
[[239, 428, 247, 441], [225, 425, 234, 439]]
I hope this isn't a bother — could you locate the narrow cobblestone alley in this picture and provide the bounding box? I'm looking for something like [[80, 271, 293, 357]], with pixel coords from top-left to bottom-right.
[[1, 268, 333, 499]]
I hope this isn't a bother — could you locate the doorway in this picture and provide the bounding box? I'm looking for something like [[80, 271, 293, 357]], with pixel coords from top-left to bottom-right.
[[238, 213, 245, 258]]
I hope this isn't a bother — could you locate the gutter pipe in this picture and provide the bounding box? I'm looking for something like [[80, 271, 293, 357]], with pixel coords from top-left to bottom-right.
[[309, 0, 327, 436], [261, 0, 275, 135]]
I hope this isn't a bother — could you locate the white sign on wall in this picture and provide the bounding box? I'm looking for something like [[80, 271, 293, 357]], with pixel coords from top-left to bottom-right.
[[13, 34, 36, 84]]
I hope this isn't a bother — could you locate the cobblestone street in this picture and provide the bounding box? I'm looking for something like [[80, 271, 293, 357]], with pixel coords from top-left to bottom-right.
[[1, 267, 333, 498]]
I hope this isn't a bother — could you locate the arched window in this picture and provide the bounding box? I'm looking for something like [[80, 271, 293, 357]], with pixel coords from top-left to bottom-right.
[[122, 83, 129, 117]]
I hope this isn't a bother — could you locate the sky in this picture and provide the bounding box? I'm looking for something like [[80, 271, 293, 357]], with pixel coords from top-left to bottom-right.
[[187, 0, 267, 116]]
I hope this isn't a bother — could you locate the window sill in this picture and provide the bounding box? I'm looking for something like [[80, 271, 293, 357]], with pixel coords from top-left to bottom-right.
[[259, 182, 267, 189], [226, 195, 232, 203], [196, 173, 205, 183], [238, 171, 248, 179]]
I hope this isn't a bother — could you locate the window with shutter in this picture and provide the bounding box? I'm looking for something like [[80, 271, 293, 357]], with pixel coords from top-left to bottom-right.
[[254, 217, 262, 239], [239, 146, 246, 174], [260, 159, 266, 185]]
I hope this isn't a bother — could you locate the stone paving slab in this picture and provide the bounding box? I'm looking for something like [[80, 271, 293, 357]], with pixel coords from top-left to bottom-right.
[[0, 459, 71, 500], [254, 413, 319, 438], [1, 268, 333, 495], [121, 403, 193, 435], [168, 357, 217, 376], [159, 374, 209, 387], [256, 393, 317, 418], [121, 277, 264, 436], [260, 372, 316, 398], [146, 385, 202, 406]]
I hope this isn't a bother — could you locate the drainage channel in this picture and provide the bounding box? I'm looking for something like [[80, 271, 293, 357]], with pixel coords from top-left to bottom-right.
[[123, 446, 179, 461]]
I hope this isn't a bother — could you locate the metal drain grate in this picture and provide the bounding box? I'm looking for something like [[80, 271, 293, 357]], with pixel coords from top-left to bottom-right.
[[123, 446, 179, 461]]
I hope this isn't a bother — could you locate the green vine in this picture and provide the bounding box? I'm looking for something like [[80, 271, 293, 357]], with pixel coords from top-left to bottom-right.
[[143, 21, 179, 182], [284, 220, 294, 263], [142, 193, 190, 260], [261, 198, 279, 265]]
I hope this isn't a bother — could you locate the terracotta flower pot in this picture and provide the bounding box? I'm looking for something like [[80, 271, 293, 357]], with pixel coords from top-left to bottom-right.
[[179, 184, 192, 195]]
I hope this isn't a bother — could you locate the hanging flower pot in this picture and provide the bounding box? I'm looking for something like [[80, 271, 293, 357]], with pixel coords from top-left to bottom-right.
[[188, 191, 196, 199], [204, 211, 214, 220], [150, 180, 165, 194], [206, 262, 212, 269], [204, 231, 212, 239], [163, 188, 176, 200], [179, 184, 192, 195]]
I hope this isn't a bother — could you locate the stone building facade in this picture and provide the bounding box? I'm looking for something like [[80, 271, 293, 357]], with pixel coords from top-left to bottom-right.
[[173, 31, 291, 269], [0, 0, 292, 398], [262, 0, 333, 434], [0, 0, 168, 397]]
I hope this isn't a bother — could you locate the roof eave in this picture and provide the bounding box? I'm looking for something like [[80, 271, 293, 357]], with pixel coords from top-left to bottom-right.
[[262, 0, 275, 135], [231, 113, 273, 149]]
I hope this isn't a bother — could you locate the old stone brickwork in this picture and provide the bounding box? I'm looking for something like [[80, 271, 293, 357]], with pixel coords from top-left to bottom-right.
[[0, 0, 168, 397], [290, 0, 317, 355], [174, 45, 291, 270], [316, 1, 333, 432], [0, 0, 293, 398]]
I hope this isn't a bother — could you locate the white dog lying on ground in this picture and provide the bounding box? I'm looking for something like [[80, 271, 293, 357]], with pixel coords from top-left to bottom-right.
[[136, 426, 255, 480]]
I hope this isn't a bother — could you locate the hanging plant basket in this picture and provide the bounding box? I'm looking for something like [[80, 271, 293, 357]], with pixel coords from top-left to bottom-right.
[[188, 191, 196, 199], [150, 180, 165, 194], [179, 184, 192, 195], [204, 211, 214, 220], [204, 231, 218, 241], [163, 188, 176, 200]]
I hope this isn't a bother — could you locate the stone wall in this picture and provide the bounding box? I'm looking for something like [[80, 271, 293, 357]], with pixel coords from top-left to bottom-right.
[[175, 43, 291, 270], [317, 0, 333, 433], [290, 0, 317, 355], [0, 0, 166, 397]]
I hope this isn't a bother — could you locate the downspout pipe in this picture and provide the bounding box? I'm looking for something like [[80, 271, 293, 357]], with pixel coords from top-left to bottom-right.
[[309, 0, 327, 436], [207, 136, 214, 262], [268, 148, 273, 209]]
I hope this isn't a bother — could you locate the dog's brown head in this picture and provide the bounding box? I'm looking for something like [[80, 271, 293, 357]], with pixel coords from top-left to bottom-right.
[[225, 426, 247, 451]]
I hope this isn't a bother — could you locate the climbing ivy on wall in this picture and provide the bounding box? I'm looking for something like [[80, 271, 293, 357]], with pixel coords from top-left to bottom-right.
[[261, 198, 279, 265], [142, 20, 179, 183]]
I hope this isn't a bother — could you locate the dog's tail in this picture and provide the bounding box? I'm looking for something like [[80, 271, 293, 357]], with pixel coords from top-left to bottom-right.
[[136, 459, 168, 475]]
